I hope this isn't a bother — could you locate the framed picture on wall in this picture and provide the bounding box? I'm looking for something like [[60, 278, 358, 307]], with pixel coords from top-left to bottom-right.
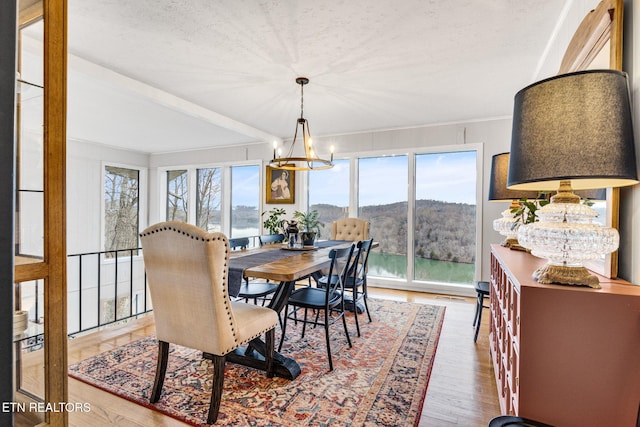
[[266, 166, 294, 204]]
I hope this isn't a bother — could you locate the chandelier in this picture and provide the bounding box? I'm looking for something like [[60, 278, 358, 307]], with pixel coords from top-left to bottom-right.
[[270, 77, 334, 171]]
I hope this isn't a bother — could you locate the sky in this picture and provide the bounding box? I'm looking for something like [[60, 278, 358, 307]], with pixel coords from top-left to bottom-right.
[[415, 151, 477, 205], [311, 151, 477, 206], [231, 165, 260, 207], [232, 151, 478, 208]]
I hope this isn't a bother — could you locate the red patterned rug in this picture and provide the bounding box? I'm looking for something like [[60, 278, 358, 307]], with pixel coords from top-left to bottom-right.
[[68, 299, 445, 426]]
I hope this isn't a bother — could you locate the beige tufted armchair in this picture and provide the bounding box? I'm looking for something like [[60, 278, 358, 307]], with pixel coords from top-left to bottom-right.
[[330, 218, 370, 241], [140, 221, 279, 424]]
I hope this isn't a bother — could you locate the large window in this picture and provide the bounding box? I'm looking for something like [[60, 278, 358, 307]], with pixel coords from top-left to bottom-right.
[[309, 158, 350, 234], [196, 167, 222, 232], [358, 156, 408, 280], [414, 151, 476, 284], [104, 166, 139, 254], [166, 169, 188, 221], [349, 150, 478, 288], [231, 165, 259, 238]]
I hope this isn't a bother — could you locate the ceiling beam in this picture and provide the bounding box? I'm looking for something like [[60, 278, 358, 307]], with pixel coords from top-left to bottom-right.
[[68, 54, 282, 145]]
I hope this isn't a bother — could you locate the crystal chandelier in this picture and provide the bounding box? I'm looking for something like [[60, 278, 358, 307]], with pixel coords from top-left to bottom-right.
[[270, 77, 334, 171]]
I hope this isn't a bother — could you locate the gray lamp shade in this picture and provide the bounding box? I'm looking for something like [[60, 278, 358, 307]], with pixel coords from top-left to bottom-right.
[[488, 152, 539, 201], [508, 69, 638, 191]]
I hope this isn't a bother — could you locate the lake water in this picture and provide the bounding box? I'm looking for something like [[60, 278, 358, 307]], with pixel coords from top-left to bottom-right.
[[368, 252, 475, 284], [231, 227, 475, 285]]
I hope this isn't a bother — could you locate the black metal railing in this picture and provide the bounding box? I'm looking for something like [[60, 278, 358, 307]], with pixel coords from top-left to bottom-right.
[[66, 247, 150, 337], [18, 234, 263, 344]]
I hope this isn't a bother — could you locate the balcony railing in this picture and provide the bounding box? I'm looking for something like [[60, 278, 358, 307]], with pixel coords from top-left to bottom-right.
[[66, 248, 150, 336], [17, 235, 264, 344]]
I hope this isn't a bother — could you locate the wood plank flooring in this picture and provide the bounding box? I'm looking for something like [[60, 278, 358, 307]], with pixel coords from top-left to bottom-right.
[[16, 287, 500, 426]]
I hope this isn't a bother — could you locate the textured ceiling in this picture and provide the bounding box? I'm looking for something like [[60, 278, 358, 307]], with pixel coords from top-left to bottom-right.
[[24, 0, 569, 153]]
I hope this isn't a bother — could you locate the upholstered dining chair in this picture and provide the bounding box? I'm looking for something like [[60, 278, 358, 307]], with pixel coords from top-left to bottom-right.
[[322, 217, 370, 288], [325, 238, 374, 337], [279, 244, 356, 371], [140, 222, 279, 424], [330, 217, 370, 241]]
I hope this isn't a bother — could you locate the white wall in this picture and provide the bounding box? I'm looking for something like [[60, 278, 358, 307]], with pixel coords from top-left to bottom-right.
[[531, 0, 639, 284], [67, 139, 148, 254], [533, 0, 602, 82], [69, 0, 640, 289], [144, 117, 513, 285]]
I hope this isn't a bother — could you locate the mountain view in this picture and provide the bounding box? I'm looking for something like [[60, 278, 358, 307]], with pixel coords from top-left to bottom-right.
[[313, 199, 476, 284]]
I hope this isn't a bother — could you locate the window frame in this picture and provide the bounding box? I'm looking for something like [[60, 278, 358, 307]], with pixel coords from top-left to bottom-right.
[[157, 160, 260, 237], [306, 143, 482, 293], [101, 161, 147, 259]]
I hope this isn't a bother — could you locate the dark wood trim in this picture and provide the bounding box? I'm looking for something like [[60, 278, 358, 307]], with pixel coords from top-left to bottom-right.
[[0, 1, 17, 425]]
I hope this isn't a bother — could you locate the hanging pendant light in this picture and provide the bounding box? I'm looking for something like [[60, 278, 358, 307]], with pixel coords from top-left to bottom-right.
[[270, 77, 334, 170]]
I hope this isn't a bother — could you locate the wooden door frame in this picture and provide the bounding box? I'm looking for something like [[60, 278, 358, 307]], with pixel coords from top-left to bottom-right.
[[11, 0, 68, 425], [43, 0, 68, 425]]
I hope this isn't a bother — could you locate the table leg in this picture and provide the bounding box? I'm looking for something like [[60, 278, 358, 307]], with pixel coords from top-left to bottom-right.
[[226, 281, 302, 379]]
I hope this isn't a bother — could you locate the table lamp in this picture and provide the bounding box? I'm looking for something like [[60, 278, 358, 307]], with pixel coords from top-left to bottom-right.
[[488, 152, 539, 251], [507, 69, 638, 288]]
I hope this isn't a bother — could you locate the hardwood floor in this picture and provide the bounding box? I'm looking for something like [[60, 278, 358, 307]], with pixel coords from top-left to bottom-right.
[[17, 287, 500, 426]]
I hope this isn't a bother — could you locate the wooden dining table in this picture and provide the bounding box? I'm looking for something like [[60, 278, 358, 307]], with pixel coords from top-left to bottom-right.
[[226, 240, 353, 379]]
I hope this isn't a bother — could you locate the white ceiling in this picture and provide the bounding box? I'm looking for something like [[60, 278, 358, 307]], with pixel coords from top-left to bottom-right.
[[24, 0, 570, 154]]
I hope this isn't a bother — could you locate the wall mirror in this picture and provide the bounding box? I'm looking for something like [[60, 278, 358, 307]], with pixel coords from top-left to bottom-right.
[[559, 0, 623, 278]]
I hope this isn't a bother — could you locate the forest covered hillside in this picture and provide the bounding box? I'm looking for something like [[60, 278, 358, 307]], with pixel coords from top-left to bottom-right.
[[314, 200, 476, 264]]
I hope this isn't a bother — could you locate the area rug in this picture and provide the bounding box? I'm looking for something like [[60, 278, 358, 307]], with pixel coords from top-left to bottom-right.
[[68, 299, 445, 426]]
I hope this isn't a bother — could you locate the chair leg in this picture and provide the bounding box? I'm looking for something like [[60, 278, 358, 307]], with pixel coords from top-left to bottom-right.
[[341, 307, 352, 349], [324, 309, 334, 371], [265, 328, 275, 378], [150, 340, 169, 403], [207, 355, 225, 424], [278, 306, 288, 352], [301, 308, 308, 338], [474, 293, 485, 343], [363, 281, 372, 322], [352, 291, 361, 337], [362, 295, 372, 323], [472, 293, 481, 327]]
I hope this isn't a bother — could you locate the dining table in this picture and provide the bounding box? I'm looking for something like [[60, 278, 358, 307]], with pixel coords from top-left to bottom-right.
[[225, 240, 352, 379]]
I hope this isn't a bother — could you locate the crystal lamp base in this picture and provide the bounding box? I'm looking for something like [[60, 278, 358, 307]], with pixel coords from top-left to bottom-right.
[[533, 264, 600, 289]]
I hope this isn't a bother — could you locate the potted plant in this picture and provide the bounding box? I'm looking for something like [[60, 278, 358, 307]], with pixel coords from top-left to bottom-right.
[[293, 209, 324, 246], [261, 207, 286, 235], [510, 196, 550, 227]]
